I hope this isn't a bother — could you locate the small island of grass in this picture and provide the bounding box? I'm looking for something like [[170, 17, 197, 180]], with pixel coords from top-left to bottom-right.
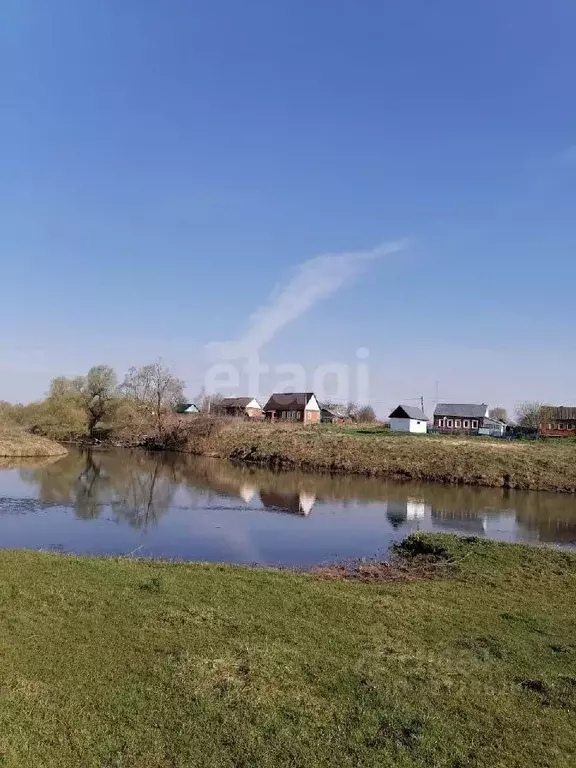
[[0, 425, 67, 458]]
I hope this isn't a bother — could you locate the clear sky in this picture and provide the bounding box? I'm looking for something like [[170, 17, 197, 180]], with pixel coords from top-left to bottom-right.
[[1, 0, 575, 416]]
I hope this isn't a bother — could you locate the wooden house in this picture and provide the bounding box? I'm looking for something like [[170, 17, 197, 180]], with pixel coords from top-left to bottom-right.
[[433, 403, 489, 433], [216, 397, 263, 419], [540, 406, 576, 437], [263, 393, 321, 424]]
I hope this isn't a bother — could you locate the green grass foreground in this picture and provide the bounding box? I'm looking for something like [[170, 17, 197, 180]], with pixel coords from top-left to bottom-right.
[[0, 536, 575, 767]]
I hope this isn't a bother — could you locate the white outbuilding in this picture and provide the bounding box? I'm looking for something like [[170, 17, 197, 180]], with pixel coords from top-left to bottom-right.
[[388, 404, 429, 434]]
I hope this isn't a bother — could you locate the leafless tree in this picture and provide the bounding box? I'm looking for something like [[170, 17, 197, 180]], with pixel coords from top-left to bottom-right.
[[515, 401, 544, 431], [195, 389, 226, 415], [121, 361, 185, 430], [489, 407, 508, 423], [356, 404, 377, 422]]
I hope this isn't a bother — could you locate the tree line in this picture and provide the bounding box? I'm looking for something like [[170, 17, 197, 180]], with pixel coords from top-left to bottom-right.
[[0, 362, 379, 444], [0, 362, 187, 443]]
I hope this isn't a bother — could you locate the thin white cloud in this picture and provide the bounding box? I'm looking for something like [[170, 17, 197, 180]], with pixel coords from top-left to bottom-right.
[[206, 239, 409, 360]]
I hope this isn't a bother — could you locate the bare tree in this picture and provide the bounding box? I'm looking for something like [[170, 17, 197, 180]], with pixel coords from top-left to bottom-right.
[[356, 404, 377, 422], [515, 401, 544, 431], [121, 361, 184, 430], [195, 389, 225, 415], [489, 407, 508, 423]]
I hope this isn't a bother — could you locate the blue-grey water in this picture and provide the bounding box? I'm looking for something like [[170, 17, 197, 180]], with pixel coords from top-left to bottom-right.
[[0, 448, 574, 565]]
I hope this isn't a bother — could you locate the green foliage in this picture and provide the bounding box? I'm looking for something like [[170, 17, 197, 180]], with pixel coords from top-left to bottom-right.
[[0, 535, 574, 766]]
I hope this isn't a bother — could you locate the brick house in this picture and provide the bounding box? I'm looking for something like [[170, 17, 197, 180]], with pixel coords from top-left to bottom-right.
[[433, 403, 489, 432], [263, 392, 321, 424], [540, 406, 576, 437], [216, 397, 263, 419]]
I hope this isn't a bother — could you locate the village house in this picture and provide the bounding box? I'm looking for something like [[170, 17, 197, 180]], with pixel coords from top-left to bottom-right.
[[216, 397, 263, 419], [433, 403, 489, 433], [388, 405, 429, 434], [478, 417, 507, 438], [540, 406, 576, 437], [320, 404, 350, 423], [174, 403, 200, 415], [263, 392, 321, 424]]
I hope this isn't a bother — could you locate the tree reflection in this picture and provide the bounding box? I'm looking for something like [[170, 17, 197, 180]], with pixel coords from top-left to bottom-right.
[[110, 458, 174, 530], [15, 448, 576, 546], [19, 449, 175, 529]]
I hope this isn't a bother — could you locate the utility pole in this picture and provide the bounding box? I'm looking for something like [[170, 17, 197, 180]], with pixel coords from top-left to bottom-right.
[[421, 395, 424, 413]]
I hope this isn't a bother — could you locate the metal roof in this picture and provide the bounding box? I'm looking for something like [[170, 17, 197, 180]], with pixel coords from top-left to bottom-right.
[[433, 403, 488, 418], [389, 404, 429, 421], [547, 406, 576, 420]]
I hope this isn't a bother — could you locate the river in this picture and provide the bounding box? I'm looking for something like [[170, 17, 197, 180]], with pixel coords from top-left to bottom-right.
[[0, 448, 575, 564]]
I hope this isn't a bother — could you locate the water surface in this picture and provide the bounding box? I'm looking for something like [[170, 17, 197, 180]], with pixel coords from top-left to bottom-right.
[[0, 448, 574, 565]]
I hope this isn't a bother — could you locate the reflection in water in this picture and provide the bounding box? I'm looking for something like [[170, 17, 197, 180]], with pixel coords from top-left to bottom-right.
[[260, 490, 316, 516], [20, 450, 176, 529], [1, 447, 574, 562]]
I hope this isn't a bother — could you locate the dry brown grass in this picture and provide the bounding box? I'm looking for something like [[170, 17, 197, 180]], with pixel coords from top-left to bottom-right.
[[0, 426, 68, 458], [178, 418, 576, 493]]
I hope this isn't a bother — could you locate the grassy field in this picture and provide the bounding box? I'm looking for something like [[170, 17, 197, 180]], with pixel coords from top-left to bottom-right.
[[181, 419, 576, 493], [0, 425, 67, 458], [0, 534, 574, 767]]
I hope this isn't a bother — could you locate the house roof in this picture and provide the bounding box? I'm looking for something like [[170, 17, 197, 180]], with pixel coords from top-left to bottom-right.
[[389, 404, 429, 421], [546, 406, 576, 420], [264, 392, 315, 411], [175, 403, 199, 414], [321, 404, 349, 418], [434, 403, 488, 419], [482, 417, 506, 428], [219, 397, 259, 409]]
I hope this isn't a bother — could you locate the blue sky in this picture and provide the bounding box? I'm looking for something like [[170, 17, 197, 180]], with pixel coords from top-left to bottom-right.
[[1, 0, 575, 415]]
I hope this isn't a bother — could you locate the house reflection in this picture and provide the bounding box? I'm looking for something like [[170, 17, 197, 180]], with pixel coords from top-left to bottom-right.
[[259, 490, 316, 516], [386, 499, 431, 528], [239, 483, 258, 504]]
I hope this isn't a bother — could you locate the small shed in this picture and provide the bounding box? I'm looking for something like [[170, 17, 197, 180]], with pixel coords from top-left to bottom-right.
[[388, 405, 429, 434]]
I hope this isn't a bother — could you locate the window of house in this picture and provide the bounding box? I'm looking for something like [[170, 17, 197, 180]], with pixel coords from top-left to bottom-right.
[[463, 420, 469, 428], [472, 420, 478, 429], [447, 419, 453, 428], [455, 420, 461, 428], [548, 424, 552, 430], [559, 423, 565, 430], [297, 412, 302, 419]]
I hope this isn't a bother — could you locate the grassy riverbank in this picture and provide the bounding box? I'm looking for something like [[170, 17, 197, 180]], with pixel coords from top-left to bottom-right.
[[0, 534, 574, 767], [0, 426, 67, 458], [182, 419, 576, 493]]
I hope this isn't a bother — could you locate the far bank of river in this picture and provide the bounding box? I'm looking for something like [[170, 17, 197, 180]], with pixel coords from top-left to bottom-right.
[[174, 419, 576, 494]]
